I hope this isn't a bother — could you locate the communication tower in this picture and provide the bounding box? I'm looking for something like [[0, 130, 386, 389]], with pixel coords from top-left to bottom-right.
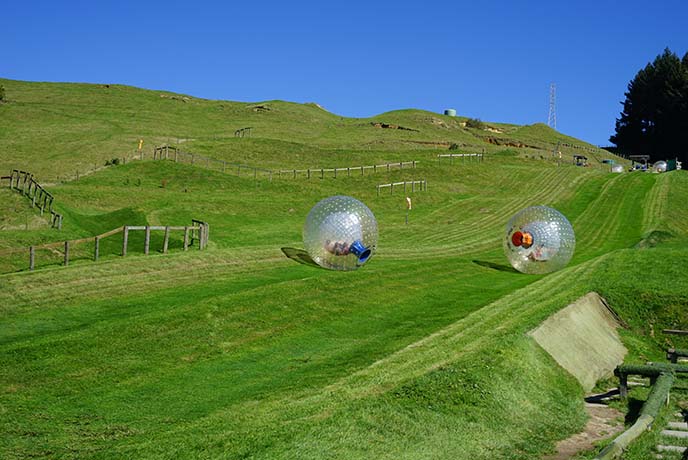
[[547, 83, 557, 130]]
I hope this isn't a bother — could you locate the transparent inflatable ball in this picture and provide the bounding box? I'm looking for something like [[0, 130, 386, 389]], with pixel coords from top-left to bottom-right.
[[303, 195, 378, 271], [504, 205, 575, 274]]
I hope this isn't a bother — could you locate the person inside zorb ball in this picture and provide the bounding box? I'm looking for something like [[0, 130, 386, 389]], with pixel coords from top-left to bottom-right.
[[503, 205, 575, 274], [303, 195, 378, 271]]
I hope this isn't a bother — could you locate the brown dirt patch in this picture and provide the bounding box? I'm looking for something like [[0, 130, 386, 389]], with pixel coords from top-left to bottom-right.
[[543, 402, 624, 460]]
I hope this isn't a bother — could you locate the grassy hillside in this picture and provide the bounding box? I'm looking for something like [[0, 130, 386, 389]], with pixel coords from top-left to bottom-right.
[[1, 80, 685, 460], [0, 79, 621, 181]]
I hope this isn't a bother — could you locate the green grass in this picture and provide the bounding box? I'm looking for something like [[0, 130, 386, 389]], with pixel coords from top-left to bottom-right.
[[0, 79, 686, 460]]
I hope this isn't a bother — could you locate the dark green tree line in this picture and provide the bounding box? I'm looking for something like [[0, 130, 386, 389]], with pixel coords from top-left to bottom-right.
[[610, 48, 688, 163]]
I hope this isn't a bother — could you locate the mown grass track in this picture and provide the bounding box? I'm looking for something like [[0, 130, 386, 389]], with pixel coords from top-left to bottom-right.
[[1, 79, 686, 460]]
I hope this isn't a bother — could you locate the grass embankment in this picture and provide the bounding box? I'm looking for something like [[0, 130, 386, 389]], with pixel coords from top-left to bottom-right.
[[0, 79, 685, 459]]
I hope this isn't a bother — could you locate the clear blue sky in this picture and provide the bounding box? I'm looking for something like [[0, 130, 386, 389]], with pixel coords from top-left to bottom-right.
[[2, 0, 687, 146]]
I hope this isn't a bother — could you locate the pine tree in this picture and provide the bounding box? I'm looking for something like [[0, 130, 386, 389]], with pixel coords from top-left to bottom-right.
[[610, 48, 688, 163]]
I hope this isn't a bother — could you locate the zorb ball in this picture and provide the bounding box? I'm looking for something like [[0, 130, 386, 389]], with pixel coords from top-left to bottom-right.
[[653, 161, 667, 173], [611, 164, 624, 173], [504, 206, 575, 274], [303, 195, 378, 271]]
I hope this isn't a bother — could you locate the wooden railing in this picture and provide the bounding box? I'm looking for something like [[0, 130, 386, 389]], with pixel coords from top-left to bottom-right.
[[0, 220, 209, 271], [2, 170, 63, 229]]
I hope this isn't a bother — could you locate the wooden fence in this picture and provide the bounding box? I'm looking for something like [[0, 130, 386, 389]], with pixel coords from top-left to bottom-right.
[[0, 220, 209, 271], [277, 161, 418, 179], [2, 170, 63, 229], [376, 179, 427, 196], [437, 153, 484, 165], [153, 145, 274, 181], [234, 127, 252, 137], [153, 145, 420, 182]]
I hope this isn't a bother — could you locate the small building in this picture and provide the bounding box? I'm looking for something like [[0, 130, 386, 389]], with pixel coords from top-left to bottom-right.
[[573, 155, 588, 167], [444, 109, 457, 117], [628, 155, 650, 170]]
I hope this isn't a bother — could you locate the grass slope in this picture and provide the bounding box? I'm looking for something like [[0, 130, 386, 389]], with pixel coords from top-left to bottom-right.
[[0, 79, 686, 460]]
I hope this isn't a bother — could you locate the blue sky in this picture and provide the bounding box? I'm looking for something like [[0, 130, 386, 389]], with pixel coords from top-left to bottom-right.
[[2, 1, 687, 146]]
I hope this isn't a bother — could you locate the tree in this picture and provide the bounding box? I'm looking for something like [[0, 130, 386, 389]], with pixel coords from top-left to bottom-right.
[[610, 48, 688, 163]]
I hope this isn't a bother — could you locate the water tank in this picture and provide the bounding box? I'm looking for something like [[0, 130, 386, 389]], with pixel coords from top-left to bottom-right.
[[444, 109, 457, 117]]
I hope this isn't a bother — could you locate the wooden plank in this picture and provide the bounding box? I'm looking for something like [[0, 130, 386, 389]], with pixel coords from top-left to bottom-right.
[[94, 236, 100, 261], [98, 226, 125, 239], [29, 246, 35, 271], [664, 329, 688, 336], [163, 226, 170, 254]]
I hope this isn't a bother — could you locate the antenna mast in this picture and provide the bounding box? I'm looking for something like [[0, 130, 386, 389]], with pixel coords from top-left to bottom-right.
[[547, 83, 557, 130]]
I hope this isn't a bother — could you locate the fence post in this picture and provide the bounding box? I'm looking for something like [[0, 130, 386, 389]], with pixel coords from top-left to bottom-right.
[[122, 226, 129, 256], [175, 150, 178, 162], [29, 246, 35, 271], [94, 236, 100, 261], [321, 169, 324, 179], [377, 185, 380, 197], [163, 226, 170, 253], [183, 226, 190, 251], [347, 167, 350, 177], [144, 226, 151, 255], [307, 169, 311, 179], [334, 168, 337, 179], [64, 241, 70, 266], [58, 215, 63, 230], [223, 161, 226, 173], [361, 166, 364, 176]]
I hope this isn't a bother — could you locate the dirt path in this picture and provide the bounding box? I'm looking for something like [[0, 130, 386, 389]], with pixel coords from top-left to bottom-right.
[[543, 402, 624, 460]]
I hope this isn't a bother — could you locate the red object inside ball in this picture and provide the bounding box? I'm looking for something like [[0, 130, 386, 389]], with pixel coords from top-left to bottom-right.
[[511, 231, 523, 246]]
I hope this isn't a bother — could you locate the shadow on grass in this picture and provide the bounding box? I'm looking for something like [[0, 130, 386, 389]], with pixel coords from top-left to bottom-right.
[[281, 247, 319, 268], [472, 259, 519, 273], [624, 397, 645, 424], [585, 388, 620, 404]]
